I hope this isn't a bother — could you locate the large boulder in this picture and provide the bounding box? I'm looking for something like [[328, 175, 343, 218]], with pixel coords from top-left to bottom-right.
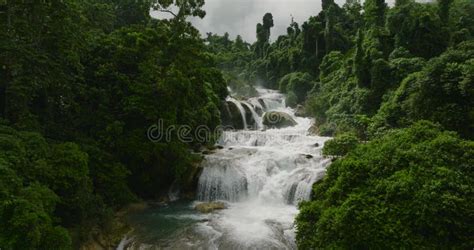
[[263, 111, 297, 128], [195, 202, 227, 213], [221, 101, 245, 130], [308, 123, 319, 135], [295, 105, 308, 117], [258, 98, 266, 110]]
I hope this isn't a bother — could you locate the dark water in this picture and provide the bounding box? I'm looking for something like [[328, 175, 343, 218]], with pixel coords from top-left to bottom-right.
[[124, 201, 209, 247]]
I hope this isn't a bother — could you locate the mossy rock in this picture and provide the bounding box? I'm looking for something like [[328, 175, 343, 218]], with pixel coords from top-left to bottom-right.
[[263, 111, 297, 128], [195, 202, 227, 213]]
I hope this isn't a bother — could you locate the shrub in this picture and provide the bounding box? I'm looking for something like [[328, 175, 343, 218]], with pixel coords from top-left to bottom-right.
[[286, 91, 298, 108], [322, 132, 360, 157], [297, 121, 474, 249]]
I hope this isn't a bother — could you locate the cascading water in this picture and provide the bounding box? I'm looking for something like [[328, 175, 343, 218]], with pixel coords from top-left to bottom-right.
[[194, 88, 330, 249], [118, 88, 331, 250], [241, 101, 262, 130], [226, 97, 248, 129]]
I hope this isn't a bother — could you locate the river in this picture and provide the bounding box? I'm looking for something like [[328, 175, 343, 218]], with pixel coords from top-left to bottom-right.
[[118, 88, 331, 249]]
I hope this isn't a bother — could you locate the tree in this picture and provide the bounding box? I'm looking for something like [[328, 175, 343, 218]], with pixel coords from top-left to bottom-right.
[[152, 0, 206, 20], [255, 13, 274, 58], [387, 1, 447, 58], [279, 72, 315, 103], [322, 132, 360, 156], [364, 0, 387, 27], [371, 41, 474, 139], [297, 121, 474, 249], [438, 0, 454, 23]]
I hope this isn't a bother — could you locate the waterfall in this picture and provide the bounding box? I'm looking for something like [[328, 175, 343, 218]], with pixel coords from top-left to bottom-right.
[[195, 88, 331, 249], [197, 158, 248, 202], [242, 101, 261, 129], [119, 88, 332, 250], [226, 97, 248, 129]]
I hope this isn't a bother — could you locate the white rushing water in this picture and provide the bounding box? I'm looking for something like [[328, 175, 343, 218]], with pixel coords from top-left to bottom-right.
[[195, 88, 331, 249], [119, 88, 331, 250], [226, 96, 248, 129]]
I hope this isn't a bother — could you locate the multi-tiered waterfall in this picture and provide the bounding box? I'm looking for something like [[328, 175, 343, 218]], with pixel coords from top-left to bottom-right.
[[196, 88, 330, 249], [118, 88, 331, 249]]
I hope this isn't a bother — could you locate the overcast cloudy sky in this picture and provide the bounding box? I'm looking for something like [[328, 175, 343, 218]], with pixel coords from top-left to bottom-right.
[[153, 0, 397, 43]]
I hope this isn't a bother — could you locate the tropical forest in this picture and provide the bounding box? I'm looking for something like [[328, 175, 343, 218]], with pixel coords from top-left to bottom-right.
[[0, 0, 473, 249]]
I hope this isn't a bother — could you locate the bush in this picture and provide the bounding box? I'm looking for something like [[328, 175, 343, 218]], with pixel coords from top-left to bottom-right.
[[322, 132, 360, 157], [297, 121, 474, 249], [279, 72, 314, 103], [286, 91, 298, 108]]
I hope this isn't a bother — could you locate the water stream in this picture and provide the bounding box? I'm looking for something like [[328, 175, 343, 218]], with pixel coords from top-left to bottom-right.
[[119, 88, 331, 249]]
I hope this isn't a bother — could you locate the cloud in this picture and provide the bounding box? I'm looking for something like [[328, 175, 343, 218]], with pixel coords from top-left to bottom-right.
[[190, 0, 345, 42], [153, 0, 396, 43]]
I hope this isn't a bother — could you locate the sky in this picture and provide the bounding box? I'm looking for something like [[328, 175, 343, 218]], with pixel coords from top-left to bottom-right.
[[152, 0, 396, 43]]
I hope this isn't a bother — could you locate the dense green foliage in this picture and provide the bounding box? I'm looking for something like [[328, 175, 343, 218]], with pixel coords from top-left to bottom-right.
[[289, 0, 473, 247], [0, 0, 226, 248], [0, 0, 473, 248], [322, 132, 359, 157], [200, 0, 474, 248], [297, 121, 474, 248], [209, 0, 473, 143], [302, 0, 474, 140], [371, 41, 474, 138]]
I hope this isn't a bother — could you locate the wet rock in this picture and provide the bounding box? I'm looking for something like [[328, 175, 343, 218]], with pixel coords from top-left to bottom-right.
[[179, 158, 204, 199], [314, 143, 320, 147], [192, 143, 204, 153], [308, 123, 319, 136], [254, 104, 264, 116], [263, 111, 297, 129], [216, 145, 224, 150], [299, 154, 314, 159], [258, 98, 266, 110], [195, 202, 227, 213], [222, 101, 245, 130], [241, 102, 257, 129], [295, 105, 308, 117]]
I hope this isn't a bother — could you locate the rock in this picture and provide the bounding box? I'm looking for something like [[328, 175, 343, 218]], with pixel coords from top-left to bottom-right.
[[263, 111, 297, 128], [228, 147, 233, 150], [195, 202, 227, 213], [220, 101, 233, 127], [216, 145, 224, 149], [299, 154, 314, 159], [258, 98, 266, 110], [308, 123, 319, 136], [179, 158, 204, 199], [202, 150, 212, 155], [253, 104, 264, 116], [314, 143, 320, 147], [241, 102, 257, 129], [81, 207, 133, 250], [222, 101, 245, 130], [295, 105, 308, 117], [192, 143, 208, 153], [116, 202, 149, 218]]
